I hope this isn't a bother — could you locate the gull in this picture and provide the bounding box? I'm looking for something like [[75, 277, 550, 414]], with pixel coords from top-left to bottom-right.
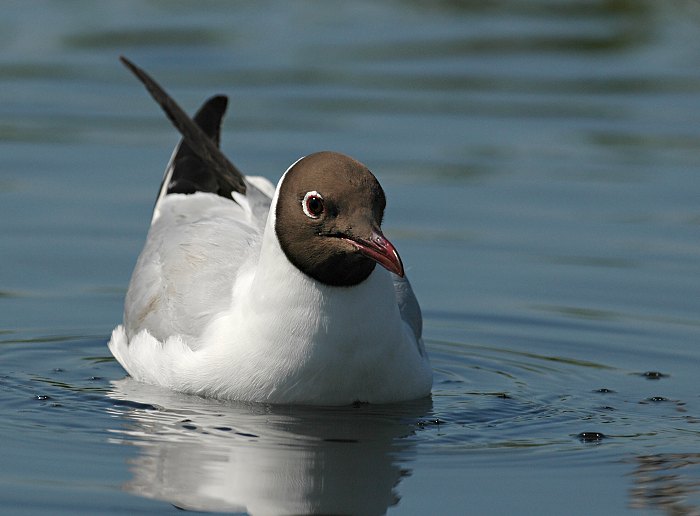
[[109, 57, 431, 405]]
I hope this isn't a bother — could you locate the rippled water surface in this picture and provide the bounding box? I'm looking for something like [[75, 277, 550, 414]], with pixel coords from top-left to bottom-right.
[[3, 1, 700, 514]]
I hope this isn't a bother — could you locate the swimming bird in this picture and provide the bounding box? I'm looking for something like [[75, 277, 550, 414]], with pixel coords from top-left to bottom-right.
[[108, 57, 432, 405]]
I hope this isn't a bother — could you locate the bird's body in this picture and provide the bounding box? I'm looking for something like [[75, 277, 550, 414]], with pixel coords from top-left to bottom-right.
[[108, 58, 431, 405]]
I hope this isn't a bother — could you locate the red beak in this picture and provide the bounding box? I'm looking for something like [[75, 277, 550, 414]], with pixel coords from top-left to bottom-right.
[[343, 230, 404, 277]]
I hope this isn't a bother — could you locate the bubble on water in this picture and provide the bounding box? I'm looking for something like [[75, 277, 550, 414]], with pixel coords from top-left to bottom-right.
[[417, 418, 445, 429], [577, 432, 607, 442], [640, 371, 667, 380]]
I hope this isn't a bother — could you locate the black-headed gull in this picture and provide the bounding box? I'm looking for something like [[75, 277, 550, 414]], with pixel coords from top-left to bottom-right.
[[109, 57, 432, 405]]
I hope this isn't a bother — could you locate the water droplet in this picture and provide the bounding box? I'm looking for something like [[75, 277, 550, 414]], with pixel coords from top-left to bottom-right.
[[647, 396, 668, 402], [577, 432, 606, 442], [417, 418, 445, 428]]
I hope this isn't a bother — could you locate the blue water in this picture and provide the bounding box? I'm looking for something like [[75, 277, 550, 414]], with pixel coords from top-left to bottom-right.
[[3, 1, 700, 514]]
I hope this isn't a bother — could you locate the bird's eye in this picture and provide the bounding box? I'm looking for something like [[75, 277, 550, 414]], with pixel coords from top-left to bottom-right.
[[302, 191, 325, 219]]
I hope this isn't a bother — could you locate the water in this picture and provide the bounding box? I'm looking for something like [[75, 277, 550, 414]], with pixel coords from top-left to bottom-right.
[[2, 0, 700, 513]]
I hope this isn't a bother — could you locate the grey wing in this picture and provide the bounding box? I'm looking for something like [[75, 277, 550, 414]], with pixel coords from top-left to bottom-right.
[[123, 194, 265, 344], [120, 59, 276, 344], [393, 274, 427, 356]]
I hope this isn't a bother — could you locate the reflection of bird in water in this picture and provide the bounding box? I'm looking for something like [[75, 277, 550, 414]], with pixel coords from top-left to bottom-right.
[[628, 453, 700, 515], [108, 378, 432, 514]]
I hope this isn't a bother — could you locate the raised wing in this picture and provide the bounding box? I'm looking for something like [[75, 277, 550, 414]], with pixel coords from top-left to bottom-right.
[[120, 56, 246, 196]]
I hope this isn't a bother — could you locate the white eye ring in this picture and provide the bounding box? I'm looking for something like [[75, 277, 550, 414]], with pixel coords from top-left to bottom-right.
[[302, 191, 324, 219]]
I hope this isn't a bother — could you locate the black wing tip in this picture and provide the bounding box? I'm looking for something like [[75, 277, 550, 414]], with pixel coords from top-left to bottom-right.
[[119, 55, 143, 80], [205, 94, 228, 109], [195, 96, 229, 142], [118, 55, 247, 197], [120, 55, 229, 109]]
